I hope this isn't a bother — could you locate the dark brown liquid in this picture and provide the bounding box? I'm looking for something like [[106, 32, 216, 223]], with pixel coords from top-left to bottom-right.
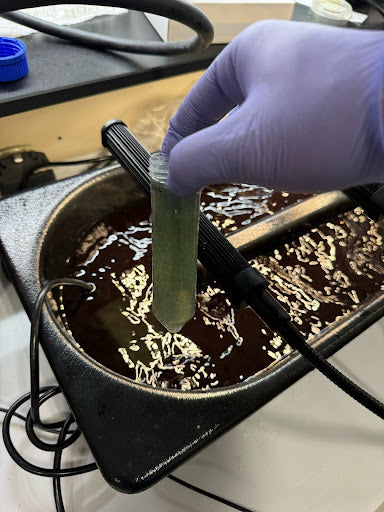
[[58, 185, 384, 390]]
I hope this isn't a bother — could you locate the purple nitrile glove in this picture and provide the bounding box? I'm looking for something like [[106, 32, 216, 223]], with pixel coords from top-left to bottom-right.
[[161, 20, 384, 196]]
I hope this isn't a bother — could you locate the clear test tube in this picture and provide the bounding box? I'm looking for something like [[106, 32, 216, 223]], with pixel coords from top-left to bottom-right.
[[149, 154, 200, 333]]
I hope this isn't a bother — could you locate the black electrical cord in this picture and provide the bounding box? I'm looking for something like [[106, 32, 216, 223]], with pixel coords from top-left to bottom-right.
[[102, 120, 384, 422], [25, 387, 81, 451], [0, 407, 26, 422], [2, 388, 98, 477], [168, 475, 255, 512], [2, 396, 256, 512], [2, 230, 381, 512], [2, 397, 256, 512], [247, 288, 384, 420], [1, 278, 98, 477], [0, 0, 214, 56], [19, 156, 115, 191], [29, 279, 96, 431], [53, 415, 77, 512], [1, 277, 256, 512], [1, 400, 256, 512]]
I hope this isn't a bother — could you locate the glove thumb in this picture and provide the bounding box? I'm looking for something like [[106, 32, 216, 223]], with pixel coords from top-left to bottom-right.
[[168, 109, 248, 196]]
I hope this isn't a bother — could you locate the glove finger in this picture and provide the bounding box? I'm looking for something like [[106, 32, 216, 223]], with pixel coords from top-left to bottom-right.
[[161, 45, 245, 155], [168, 105, 259, 196]]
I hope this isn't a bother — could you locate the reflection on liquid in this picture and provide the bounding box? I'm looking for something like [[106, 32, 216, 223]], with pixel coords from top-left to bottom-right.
[[56, 95, 384, 390], [58, 194, 384, 390], [251, 208, 384, 340]]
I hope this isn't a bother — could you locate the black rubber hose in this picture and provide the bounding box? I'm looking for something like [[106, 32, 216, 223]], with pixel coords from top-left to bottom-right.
[[168, 475, 255, 512], [0, 0, 214, 55], [53, 415, 76, 512], [29, 278, 95, 430], [2, 389, 98, 477], [25, 388, 81, 451], [248, 288, 384, 420], [102, 121, 384, 421]]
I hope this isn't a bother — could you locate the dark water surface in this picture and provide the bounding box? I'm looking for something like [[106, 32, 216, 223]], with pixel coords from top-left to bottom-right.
[[58, 184, 384, 390]]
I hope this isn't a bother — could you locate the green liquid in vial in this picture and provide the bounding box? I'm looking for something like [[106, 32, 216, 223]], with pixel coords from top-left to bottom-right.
[[151, 178, 199, 333]]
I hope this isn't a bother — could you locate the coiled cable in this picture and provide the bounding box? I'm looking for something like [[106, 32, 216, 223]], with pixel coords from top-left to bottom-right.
[[1, 277, 254, 512], [0, 0, 214, 55]]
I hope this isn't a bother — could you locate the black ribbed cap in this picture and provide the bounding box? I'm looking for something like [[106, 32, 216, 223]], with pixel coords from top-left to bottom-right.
[[102, 120, 267, 308]]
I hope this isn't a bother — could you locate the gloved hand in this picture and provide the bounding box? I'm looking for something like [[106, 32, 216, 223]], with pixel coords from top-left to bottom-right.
[[161, 20, 384, 195]]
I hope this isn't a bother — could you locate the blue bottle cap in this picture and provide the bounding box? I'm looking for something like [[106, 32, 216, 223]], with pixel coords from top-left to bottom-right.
[[0, 37, 28, 82]]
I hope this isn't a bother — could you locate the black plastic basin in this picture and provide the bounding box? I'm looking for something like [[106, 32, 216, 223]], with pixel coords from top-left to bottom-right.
[[1, 164, 383, 492]]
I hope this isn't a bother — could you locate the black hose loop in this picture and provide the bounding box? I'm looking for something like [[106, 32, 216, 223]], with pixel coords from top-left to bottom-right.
[[0, 0, 214, 55]]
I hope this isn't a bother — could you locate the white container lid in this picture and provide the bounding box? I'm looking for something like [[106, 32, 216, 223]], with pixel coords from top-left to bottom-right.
[[311, 0, 352, 20]]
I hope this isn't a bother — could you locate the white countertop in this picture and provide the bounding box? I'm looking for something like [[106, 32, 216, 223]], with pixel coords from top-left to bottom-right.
[[1, 263, 383, 512]]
